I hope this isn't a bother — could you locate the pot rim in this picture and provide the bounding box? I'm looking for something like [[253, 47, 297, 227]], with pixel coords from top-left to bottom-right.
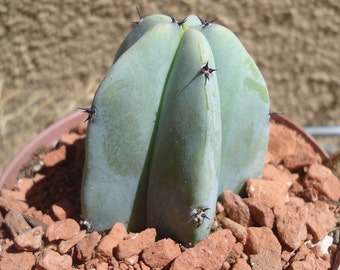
[[270, 113, 329, 162], [0, 110, 88, 190], [0, 111, 329, 190]]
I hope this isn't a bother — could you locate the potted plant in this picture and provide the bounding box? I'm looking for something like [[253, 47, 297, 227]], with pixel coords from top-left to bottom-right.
[[0, 13, 338, 269]]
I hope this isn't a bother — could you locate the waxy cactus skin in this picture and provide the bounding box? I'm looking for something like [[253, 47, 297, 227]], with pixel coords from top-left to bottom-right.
[[201, 24, 270, 195], [147, 27, 221, 245], [81, 14, 270, 246], [81, 21, 182, 233]]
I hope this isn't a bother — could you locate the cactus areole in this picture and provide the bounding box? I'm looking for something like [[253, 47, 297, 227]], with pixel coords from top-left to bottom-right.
[[81, 14, 270, 246]]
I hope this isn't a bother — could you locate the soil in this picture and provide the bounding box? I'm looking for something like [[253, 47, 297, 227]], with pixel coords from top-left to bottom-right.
[[0, 0, 340, 173], [0, 120, 339, 269]]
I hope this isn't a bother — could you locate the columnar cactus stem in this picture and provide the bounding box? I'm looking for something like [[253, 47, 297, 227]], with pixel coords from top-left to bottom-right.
[[201, 22, 270, 195], [146, 27, 221, 245], [81, 13, 270, 246], [81, 20, 182, 233]]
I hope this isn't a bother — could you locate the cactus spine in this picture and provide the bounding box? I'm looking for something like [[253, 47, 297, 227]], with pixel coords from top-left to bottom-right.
[[81, 14, 270, 246]]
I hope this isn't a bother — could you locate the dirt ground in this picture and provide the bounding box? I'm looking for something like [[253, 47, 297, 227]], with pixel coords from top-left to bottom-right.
[[0, 0, 339, 173]]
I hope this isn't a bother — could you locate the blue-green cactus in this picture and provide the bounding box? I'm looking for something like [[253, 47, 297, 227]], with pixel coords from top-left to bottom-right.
[[81, 14, 270, 246]]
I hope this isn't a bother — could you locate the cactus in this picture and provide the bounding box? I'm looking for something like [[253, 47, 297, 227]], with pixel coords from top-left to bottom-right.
[[81, 13, 270, 246]]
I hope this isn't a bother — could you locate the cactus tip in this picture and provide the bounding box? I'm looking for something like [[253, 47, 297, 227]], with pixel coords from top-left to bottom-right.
[[169, 15, 186, 25], [133, 6, 143, 25], [202, 18, 217, 29], [177, 17, 187, 26]]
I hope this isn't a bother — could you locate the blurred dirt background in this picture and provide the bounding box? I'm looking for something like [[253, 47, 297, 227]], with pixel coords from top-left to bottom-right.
[[0, 0, 339, 173]]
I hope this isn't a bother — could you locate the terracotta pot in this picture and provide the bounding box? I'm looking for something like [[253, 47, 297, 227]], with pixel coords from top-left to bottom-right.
[[0, 111, 328, 189], [0, 110, 88, 190], [0, 111, 338, 269], [270, 114, 329, 162], [0, 112, 329, 189], [0, 112, 328, 190]]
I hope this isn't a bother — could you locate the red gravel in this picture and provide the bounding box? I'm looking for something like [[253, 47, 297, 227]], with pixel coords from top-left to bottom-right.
[[0, 122, 339, 269]]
